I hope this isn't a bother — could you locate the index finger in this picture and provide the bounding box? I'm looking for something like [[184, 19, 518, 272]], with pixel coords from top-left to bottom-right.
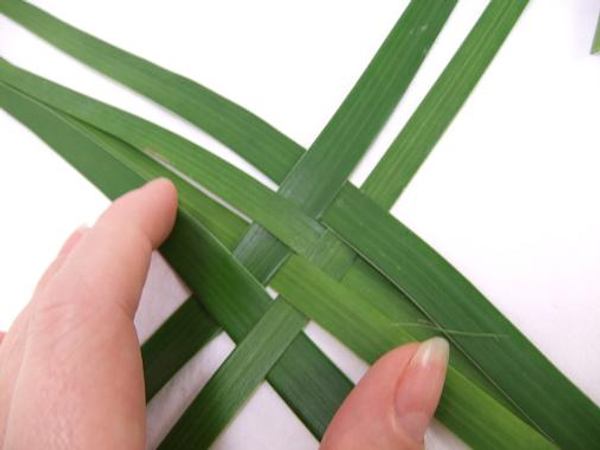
[[44, 178, 178, 318]]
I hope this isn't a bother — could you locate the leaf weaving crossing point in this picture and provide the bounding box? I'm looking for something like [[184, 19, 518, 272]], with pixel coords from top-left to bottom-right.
[[0, 76, 353, 439], [224, 0, 460, 437], [269, 255, 556, 450], [0, 80, 555, 449], [2, 0, 600, 449], [322, 184, 600, 448], [231, 0, 458, 278], [159, 300, 306, 449]]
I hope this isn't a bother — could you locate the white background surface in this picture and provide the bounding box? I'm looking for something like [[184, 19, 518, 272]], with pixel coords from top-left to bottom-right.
[[1, 1, 599, 449]]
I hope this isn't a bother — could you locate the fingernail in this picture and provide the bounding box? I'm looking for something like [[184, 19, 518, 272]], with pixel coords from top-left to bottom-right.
[[394, 337, 449, 442]]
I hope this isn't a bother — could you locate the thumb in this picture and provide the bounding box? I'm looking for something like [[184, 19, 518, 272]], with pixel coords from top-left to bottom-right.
[[321, 337, 449, 450]]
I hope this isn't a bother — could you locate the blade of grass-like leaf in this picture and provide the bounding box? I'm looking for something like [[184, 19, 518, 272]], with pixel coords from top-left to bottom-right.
[[1, 4, 528, 432], [0, 80, 239, 402], [142, 297, 220, 402], [270, 255, 555, 450], [337, 256, 521, 415], [159, 175, 551, 449], [226, 0, 524, 420], [0, 6, 471, 434], [0, 81, 353, 439], [592, 11, 600, 54], [78, 119, 250, 249], [222, 1, 462, 435], [2, 0, 556, 442], [162, 200, 354, 439], [279, 0, 457, 217], [159, 300, 306, 449], [1, 83, 552, 448], [322, 184, 600, 449], [2, 58, 526, 432], [361, 0, 529, 210], [0, 0, 304, 184], [233, 0, 458, 280], [0, 59, 325, 256]]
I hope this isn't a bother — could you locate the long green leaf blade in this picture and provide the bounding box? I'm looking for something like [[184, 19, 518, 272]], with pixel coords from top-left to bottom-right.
[[592, 11, 600, 54], [159, 300, 306, 449], [142, 298, 220, 402], [225, 2, 460, 436], [0, 80, 353, 439], [322, 184, 600, 449], [0, 0, 304, 183], [1, 83, 551, 448], [0, 60, 325, 256], [271, 255, 555, 450], [361, 0, 529, 209], [233, 0, 458, 280], [1, 64, 526, 436]]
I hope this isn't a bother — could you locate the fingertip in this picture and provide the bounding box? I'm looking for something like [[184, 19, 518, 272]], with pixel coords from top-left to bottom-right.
[[43, 179, 179, 317], [321, 343, 420, 450], [97, 177, 178, 249], [394, 337, 449, 443], [139, 178, 178, 245], [145, 177, 178, 206]]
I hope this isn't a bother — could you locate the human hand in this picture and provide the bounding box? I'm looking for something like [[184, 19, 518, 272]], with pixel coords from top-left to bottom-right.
[[0, 179, 177, 449], [0, 179, 448, 450]]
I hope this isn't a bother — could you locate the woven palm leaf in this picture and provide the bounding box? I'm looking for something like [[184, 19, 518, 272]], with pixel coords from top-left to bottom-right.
[[1, 1, 599, 449]]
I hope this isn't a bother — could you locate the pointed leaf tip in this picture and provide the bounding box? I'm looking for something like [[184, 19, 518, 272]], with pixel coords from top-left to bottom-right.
[[592, 12, 600, 54]]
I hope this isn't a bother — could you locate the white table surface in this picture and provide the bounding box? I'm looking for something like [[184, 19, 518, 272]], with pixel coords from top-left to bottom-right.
[[1, 1, 599, 448]]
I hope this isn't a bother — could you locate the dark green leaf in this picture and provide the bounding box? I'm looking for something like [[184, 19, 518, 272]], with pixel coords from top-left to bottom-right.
[[322, 184, 600, 449], [0, 0, 304, 183]]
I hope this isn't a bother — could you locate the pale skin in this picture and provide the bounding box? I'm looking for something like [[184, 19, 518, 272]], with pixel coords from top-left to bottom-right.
[[0, 179, 448, 450]]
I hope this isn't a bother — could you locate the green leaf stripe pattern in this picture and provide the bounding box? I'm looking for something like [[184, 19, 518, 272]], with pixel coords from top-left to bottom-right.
[[1, 1, 599, 449]]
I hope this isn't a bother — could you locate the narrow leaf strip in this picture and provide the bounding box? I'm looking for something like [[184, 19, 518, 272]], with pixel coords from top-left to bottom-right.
[[339, 257, 519, 416], [322, 184, 600, 449], [1, 82, 550, 447], [0, 59, 324, 255], [0, 0, 304, 183], [0, 83, 353, 439], [361, 0, 529, 209], [0, 7, 526, 434], [222, 2, 460, 435], [592, 11, 600, 54], [270, 255, 555, 450], [277, 0, 458, 216], [161, 198, 354, 439], [72, 118, 249, 249], [233, 0, 458, 281], [159, 300, 306, 449], [141, 298, 220, 401]]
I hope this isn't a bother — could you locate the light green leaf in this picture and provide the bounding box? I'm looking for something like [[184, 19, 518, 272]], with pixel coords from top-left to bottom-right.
[[362, 0, 529, 209], [592, 11, 600, 54], [271, 255, 556, 450], [0, 0, 304, 183], [322, 184, 600, 449], [159, 300, 306, 449]]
